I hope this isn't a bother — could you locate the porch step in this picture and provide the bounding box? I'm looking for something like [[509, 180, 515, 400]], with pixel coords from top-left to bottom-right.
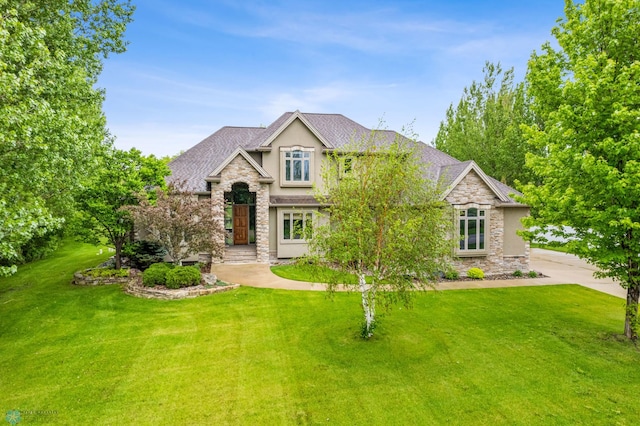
[[224, 246, 257, 263]]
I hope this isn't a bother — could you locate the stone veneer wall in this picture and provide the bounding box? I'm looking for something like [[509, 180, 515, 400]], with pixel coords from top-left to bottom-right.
[[212, 155, 270, 263], [73, 269, 139, 286], [446, 170, 530, 275], [125, 280, 240, 300]]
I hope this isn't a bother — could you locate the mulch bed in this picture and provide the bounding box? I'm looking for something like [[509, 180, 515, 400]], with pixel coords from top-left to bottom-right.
[[438, 272, 547, 282]]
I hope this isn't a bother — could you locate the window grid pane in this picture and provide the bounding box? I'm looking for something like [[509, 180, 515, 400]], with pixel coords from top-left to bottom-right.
[[460, 209, 486, 252], [293, 159, 302, 180], [468, 219, 477, 250], [293, 213, 303, 239], [283, 213, 291, 240]]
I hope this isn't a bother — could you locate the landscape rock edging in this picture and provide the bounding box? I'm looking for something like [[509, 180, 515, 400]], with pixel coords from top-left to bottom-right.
[[124, 274, 239, 300], [72, 269, 140, 286]]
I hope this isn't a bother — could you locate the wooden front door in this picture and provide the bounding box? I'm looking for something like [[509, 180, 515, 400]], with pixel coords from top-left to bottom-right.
[[233, 204, 249, 245]]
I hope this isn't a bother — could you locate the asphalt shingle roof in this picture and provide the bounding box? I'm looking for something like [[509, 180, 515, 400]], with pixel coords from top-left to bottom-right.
[[168, 111, 521, 203]]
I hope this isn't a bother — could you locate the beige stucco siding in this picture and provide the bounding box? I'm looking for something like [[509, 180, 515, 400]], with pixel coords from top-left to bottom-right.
[[261, 118, 327, 196], [248, 151, 262, 166], [269, 207, 277, 259], [503, 207, 528, 256]]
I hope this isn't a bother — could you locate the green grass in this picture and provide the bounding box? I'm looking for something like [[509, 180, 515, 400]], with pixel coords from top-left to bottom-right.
[[271, 262, 359, 283], [271, 263, 373, 284], [531, 242, 571, 253], [2, 241, 640, 424]]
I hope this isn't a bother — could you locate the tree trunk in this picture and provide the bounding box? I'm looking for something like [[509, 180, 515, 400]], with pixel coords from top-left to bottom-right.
[[114, 240, 123, 270], [624, 284, 639, 340], [359, 273, 375, 338]]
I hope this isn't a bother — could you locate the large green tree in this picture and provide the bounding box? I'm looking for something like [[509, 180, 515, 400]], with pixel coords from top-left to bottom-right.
[[311, 132, 454, 338], [521, 0, 640, 339], [434, 62, 537, 186], [0, 0, 134, 275], [76, 148, 170, 270]]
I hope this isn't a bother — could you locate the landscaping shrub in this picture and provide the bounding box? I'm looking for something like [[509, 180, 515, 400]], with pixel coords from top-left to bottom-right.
[[443, 269, 460, 280], [165, 266, 201, 289], [467, 267, 485, 280], [528, 270, 538, 278], [85, 268, 129, 278], [142, 263, 173, 287], [123, 240, 167, 270], [20, 229, 64, 263], [513, 270, 523, 277]]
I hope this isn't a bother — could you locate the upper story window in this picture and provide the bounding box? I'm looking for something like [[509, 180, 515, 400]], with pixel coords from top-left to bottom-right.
[[281, 147, 314, 186], [458, 207, 488, 255]]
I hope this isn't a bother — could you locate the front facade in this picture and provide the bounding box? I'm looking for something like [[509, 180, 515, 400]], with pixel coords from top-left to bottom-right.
[[169, 111, 530, 275]]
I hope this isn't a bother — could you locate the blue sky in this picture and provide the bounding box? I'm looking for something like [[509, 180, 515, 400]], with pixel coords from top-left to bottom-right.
[[100, 0, 565, 157]]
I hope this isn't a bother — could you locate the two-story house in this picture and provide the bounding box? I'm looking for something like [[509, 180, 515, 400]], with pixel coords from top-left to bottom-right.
[[168, 111, 530, 275]]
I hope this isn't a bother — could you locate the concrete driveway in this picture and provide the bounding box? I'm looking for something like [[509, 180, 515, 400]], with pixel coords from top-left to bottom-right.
[[211, 248, 627, 299], [529, 248, 627, 298]]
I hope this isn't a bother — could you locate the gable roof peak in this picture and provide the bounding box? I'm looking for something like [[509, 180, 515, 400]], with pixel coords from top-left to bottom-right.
[[209, 147, 272, 180], [440, 160, 511, 203], [257, 110, 334, 149]]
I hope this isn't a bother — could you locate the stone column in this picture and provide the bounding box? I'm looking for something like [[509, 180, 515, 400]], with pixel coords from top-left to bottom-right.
[[211, 184, 226, 264], [256, 183, 270, 263]]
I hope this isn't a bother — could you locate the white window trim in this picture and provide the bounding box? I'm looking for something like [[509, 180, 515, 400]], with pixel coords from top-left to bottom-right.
[[280, 146, 314, 187], [279, 209, 314, 244], [455, 204, 490, 257]]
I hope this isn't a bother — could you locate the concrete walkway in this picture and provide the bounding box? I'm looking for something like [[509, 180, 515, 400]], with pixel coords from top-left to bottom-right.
[[211, 248, 627, 298]]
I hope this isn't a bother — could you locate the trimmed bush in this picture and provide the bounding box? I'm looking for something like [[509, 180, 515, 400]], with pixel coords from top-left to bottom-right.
[[165, 266, 201, 289], [528, 270, 538, 278], [142, 263, 173, 287], [466, 267, 485, 280], [512, 270, 523, 277]]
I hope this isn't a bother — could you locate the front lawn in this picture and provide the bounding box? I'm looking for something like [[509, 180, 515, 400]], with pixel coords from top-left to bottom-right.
[[1, 241, 639, 424], [531, 242, 571, 253], [271, 262, 363, 283]]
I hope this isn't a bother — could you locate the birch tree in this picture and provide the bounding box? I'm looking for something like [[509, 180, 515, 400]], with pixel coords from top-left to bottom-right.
[[311, 132, 454, 338]]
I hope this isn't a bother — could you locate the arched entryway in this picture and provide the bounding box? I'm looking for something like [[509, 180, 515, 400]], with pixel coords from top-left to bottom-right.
[[224, 182, 256, 246]]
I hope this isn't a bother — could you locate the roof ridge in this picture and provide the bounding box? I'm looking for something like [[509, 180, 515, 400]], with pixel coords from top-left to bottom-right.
[[221, 125, 264, 129], [296, 111, 346, 117]]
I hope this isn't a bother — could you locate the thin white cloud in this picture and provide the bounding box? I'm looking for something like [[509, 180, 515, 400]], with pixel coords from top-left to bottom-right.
[[110, 122, 215, 158], [104, 64, 264, 111], [148, 0, 491, 54], [256, 80, 406, 120]]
